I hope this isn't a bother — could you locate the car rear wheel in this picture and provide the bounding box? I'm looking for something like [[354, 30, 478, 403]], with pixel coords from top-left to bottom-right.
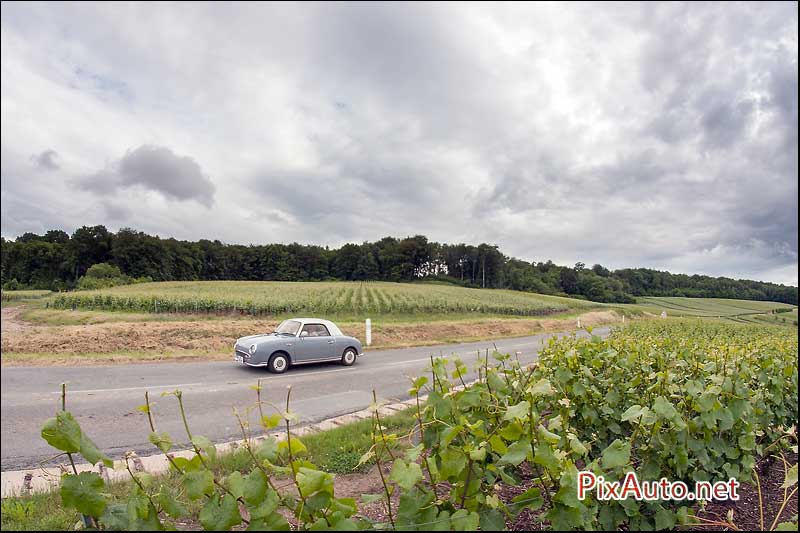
[[269, 353, 289, 373], [341, 348, 357, 366]]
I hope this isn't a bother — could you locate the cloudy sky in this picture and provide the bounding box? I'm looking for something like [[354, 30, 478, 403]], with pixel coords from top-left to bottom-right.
[[1, 2, 797, 285]]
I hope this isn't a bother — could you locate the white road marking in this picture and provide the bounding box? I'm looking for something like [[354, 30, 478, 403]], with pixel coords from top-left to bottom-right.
[[50, 383, 203, 394]]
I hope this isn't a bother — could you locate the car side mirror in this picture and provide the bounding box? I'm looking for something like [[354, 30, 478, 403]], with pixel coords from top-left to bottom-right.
[[300, 331, 308, 337]]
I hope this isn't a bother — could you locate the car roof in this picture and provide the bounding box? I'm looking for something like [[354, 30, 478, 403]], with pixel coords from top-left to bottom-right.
[[287, 318, 343, 336]]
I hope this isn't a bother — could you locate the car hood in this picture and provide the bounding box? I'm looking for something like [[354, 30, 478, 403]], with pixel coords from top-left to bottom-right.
[[236, 333, 286, 345]]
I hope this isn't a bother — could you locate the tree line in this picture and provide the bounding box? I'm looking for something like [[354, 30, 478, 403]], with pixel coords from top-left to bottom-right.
[[1, 225, 797, 305]]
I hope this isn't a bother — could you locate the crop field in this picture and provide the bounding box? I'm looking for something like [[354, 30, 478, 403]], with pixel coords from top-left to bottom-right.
[[0, 289, 53, 301], [50, 280, 596, 317], [636, 296, 795, 319]]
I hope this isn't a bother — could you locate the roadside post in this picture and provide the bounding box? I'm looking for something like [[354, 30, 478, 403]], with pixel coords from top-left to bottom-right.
[[366, 318, 372, 346], [577, 318, 581, 329]]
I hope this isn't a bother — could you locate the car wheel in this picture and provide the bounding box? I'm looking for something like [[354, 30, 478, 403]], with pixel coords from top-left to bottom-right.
[[341, 348, 357, 366], [269, 353, 289, 374]]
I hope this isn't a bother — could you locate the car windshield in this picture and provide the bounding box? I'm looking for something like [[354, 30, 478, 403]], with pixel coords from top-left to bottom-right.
[[274, 320, 301, 336]]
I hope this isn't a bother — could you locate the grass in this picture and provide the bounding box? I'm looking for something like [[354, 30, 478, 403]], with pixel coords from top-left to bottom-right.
[[0, 407, 417, 531]]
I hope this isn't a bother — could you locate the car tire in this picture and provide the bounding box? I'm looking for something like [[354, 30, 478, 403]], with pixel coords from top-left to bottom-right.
[[269, 353, 290, 374], [341, 347, 357, 366]]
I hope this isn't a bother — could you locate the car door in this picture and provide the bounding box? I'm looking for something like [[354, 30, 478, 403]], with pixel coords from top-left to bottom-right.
[[295, 323, 336, 362]]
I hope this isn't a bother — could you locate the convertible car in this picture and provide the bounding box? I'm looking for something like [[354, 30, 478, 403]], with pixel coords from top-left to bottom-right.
[[234, 318, 364, 373]]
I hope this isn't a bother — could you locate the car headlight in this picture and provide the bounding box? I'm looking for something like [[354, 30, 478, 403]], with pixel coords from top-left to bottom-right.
[[249, 344, 257, 355]]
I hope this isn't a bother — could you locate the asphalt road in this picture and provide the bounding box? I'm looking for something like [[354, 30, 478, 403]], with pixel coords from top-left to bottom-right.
[[1, 327, 609, 471]]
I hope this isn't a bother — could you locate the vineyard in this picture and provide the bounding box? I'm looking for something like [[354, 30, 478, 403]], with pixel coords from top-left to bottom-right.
[[29, 320, 798, 530], [638, 296, 795, 319], [49, 281, 593, 317]]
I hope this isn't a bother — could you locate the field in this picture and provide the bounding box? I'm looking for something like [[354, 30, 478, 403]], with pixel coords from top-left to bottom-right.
[[634, 296, 796, 322], [0, 289, 52, 301], [48, 280, 596, 318]]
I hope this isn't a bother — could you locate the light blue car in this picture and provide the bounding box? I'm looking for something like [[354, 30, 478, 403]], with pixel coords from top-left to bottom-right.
[[234, 318, 364, 373]]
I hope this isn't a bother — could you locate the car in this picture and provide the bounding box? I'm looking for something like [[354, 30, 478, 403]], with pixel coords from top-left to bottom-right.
[[234, 318, 364, 373]]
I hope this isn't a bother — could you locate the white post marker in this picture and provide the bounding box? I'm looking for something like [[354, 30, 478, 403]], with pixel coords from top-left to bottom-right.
[[365, 318, 372, 346], [577, 318, 581, 329], [622, 314, 625, 324]]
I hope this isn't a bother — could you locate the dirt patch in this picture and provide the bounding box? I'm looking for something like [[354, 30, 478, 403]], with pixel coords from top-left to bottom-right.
[[689, 452, 798, 531], [1, 306, 31, 333], [0, 311, 620, 366]]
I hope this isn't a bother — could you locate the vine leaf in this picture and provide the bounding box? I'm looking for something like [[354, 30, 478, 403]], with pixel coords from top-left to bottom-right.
[[61, 472, 107, 517]]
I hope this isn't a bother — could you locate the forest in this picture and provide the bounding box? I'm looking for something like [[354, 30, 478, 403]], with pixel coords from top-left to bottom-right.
[[1, 225, 797, 305]]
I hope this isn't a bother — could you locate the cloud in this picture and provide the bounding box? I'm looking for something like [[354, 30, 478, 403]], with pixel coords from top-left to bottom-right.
[[77, 145, 216, 207], [0, 1, 797, 285], [30, 149, 59, 170]]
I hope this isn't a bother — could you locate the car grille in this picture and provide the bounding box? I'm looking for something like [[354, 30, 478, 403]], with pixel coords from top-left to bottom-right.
[[235, 348, 250, 360]]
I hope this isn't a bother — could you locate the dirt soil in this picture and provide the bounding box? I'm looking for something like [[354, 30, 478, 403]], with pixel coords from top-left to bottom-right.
[[0, 309, 619, 366], [689, 451, 798, 531]]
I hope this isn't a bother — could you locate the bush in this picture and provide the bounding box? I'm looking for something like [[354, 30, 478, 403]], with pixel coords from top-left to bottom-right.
[[77, 263, 133, 290]]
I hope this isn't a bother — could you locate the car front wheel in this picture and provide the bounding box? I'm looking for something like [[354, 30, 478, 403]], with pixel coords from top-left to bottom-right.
[[341, 348, 357, 366], [269, 353, 289, 373]]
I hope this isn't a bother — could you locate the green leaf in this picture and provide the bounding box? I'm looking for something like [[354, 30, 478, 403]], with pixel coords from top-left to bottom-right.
[[601, 439, 631, 469], [528, 378, 555, 396], [41, 411, 82, 453], [171, 454, 203, 472], [297, 467, 334, 496], [79, 432, 113, 467], [389, 459, 423, 490], [532, 443, 561, 475], [655, 507, 676, 530], [439, 447, 467, 479], [538, 425, 561, 444], [100, 503, 129, 530], [775, 522, 800, 531], [255, 438, 278, 463], [569, 436, 588, 456], [242, 468, 268, 505], [157, 485, 188, 518], [225, 471, 245, 499], [620, 404, 646, 422], [149, 431, 173, 453], [450, 509, 479, 531], [498, 439, 530, 467], [782, 464, 798, 489], [260, 414, 282, 429], [652, 396, 679, 421], [479, 509, 506, 531], [61, 472, 107, 517], [248, 513, 291, 530], [697, 391, 717, 412], [199, 493, 242, 531], [509, 486, 543, 514], [191, 435, 217, 462], [503, 401, 530, 422], [248, 487, 281, 520], [278, 437, 307, 457], [183, 470, 214, 500]]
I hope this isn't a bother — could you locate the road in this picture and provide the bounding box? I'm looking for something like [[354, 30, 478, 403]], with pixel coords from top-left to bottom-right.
[[1, 327, 609, 471]]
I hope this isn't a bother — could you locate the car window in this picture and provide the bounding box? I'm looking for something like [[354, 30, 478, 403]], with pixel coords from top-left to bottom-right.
[[276, 320, 301, 335], [301, 324, 330, 337]]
